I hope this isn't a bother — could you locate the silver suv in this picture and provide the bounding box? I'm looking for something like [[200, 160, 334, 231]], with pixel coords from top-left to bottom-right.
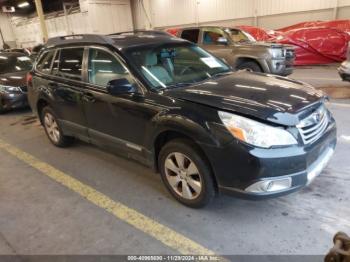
[[175, 26, 295, 76]]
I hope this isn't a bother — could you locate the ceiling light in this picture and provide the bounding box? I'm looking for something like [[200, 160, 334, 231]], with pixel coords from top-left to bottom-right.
[[17, 2, 30, 8]]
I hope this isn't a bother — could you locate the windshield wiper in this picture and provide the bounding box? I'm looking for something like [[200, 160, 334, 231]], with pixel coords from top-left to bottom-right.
[[161, 82, 194, 90], [211, 71, 232, 79]]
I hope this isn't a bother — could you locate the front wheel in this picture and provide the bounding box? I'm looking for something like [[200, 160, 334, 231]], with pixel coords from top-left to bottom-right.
[[41, 106, 74, 147], [159, 139, 215, 208], [237, 61, 262, 72]]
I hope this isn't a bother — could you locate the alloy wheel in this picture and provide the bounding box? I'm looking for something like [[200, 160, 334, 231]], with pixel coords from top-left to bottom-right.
[[164, 152, 202, 200], [44, 112, 60, 143]]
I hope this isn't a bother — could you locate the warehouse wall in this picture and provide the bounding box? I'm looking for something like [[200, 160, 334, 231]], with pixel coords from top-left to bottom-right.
[[0, 12, 16, 48], [9, 0, 133, 48], [4, 0, 350, 48], [258, 9, 334, 29], [338, 5, 350, 19], [11, 11, 90, 48], [84, 0, 133, 34], [132, 0, 350, 29]]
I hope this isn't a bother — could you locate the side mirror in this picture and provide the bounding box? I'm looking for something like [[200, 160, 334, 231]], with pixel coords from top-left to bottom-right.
[[216, 37, 228, 45], [107, 78, 137, 95]]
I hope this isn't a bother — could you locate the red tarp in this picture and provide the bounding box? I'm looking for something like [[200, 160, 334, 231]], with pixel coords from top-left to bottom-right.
[[238, 20, 350, 65], [274, 27, 350, 65], [166, 28, 180, 36], [236, 25, 273, 41], [277, 20, 350, 33]]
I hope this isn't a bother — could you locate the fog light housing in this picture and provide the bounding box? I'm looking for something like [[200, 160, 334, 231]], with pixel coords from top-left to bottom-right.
[[245, 177, 292, 193]]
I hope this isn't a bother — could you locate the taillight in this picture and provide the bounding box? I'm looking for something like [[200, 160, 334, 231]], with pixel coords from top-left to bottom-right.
[[26, 72, 33, 87]]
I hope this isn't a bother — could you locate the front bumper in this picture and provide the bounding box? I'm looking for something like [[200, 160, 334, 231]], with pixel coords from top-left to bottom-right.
[[259, 58, 294, 76], [0, 92, 28, 111], [202, 117, 337, 200], [269, 58, 294, 76]]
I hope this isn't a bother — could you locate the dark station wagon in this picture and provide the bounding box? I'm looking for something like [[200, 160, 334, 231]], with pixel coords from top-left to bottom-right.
[[27, 33, 336, 208]]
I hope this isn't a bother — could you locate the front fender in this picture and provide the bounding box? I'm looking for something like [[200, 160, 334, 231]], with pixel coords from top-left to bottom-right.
[[146, 107, 234, 153]]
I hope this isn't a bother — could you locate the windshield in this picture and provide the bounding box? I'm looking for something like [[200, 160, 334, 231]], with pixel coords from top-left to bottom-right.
[[225, 29, 256, 43], [126, 44, 231, 90], [0, 54, 32, 74]]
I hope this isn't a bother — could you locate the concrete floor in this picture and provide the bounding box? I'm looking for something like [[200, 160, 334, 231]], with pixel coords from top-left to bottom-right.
[[291, 64, 350, 98], [291, 64, 345, 88], [0, 67, 349, 256]]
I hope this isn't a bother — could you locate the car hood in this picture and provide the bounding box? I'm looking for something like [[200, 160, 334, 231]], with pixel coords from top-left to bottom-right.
[[164, 71, 324, 126], [0, 71, 27, 87]]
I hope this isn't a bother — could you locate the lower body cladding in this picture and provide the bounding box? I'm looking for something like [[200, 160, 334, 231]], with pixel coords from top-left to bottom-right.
[[201, 118, 337, 199], [0, 92, 28, 112]]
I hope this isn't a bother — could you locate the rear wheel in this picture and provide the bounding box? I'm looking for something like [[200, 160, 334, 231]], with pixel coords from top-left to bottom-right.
[[41, 106, 74, 147], [159, 139, 215, 208], [237, 61, 262, 72]]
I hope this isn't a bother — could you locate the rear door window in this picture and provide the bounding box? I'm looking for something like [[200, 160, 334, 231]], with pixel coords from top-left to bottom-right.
[[36, 51, 55, 74], [56, 48, 84, 81], [181, 29, 200, 43]]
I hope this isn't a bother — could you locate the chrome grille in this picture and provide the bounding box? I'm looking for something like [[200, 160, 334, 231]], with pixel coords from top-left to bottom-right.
[[285, 48, 295, 60], [297, 105, 329, 145]]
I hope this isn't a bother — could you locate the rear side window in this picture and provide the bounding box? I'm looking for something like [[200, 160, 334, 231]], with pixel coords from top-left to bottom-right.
[[56, 48, 84, 81], [36, 51, 55, 74], [181, 29, 200, 43]]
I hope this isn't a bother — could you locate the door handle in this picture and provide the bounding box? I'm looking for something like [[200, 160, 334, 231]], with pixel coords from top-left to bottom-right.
[[82, 92, 96, 103]]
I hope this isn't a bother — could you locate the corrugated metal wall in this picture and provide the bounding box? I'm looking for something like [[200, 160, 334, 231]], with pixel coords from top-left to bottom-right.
[[4, 0, 350, 47], [197, 0, 254, 23], [151, 0, 196, 27], [339, 0, 350, 7], [0, 13, 16, 48], [87, 0, 133, 34], [10, 0, 133, 47], [11, 12, 91, 48], [133, 0, 350, 29], [256, 0, 337, 16]]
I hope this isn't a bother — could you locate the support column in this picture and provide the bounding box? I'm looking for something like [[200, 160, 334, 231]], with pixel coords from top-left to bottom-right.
[[34, 0, 48, 42], [253, 0, 258, 27], [139, 0, 153, 29], [333, 0, 339, 20]]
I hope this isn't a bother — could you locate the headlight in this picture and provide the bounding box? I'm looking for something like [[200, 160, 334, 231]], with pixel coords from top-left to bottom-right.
[[269, 48, 284, 58], [218, 111, 297, 148], [0, 85, 21, 93]]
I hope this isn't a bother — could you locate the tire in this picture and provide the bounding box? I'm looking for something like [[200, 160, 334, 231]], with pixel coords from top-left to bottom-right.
[[159, 139, 215, 208], [41, 106, 74, 147], [237, 61, 262, 72]]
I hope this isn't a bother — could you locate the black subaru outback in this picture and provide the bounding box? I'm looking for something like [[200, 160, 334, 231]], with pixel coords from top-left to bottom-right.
[[27, 33, 336, 208]]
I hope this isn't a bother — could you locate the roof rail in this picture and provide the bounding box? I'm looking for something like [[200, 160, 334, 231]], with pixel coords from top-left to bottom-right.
[[46, 34, 115, 47], [109, 30, 170, 37]]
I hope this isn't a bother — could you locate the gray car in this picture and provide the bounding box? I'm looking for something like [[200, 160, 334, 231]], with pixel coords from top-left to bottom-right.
[[174, 26, 295, 76]]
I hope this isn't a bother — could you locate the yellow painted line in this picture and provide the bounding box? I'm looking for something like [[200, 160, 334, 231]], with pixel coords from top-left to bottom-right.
[[0, 138, 216, 256]]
